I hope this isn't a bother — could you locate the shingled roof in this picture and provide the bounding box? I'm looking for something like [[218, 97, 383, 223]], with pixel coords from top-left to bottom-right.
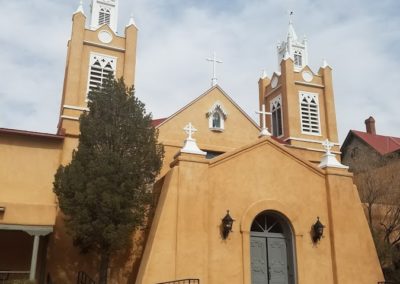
[[342, 130, 400, 156]]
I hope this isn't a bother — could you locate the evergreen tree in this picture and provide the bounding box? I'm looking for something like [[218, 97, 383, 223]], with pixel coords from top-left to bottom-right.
[[53, 77, 163, 284]]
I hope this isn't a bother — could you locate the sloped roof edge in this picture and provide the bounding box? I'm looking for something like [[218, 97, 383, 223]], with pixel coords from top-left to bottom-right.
[[155, 85, 260, 130]]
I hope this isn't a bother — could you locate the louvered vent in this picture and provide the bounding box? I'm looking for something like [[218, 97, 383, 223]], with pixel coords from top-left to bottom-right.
[[299, 93, 321, 135]]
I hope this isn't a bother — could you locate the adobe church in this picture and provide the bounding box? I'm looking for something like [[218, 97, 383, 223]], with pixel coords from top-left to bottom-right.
[[0, 1, 384, 283]]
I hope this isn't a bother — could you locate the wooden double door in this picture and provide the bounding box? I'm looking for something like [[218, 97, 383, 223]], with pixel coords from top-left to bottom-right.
[[251, 234, 289, 284]]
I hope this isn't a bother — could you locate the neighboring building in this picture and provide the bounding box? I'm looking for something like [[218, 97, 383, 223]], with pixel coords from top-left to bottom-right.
[[342, 116, 400, 173], [0, 1, 384, 284]]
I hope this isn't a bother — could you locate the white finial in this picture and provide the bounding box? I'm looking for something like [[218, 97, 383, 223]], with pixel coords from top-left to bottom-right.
[[127, 13, 136, 27], [318, 139, 349, 169], [181, 123, 206, 155], [206, 52, 223, 87], [261, 69, 267, 79], [255, 104, 272, 137], [322, 59, 329, 68], [75, 0, 85, 15]]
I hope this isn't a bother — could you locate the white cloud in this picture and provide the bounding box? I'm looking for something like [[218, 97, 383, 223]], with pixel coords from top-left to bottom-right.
[[0, 0, 399, 142]]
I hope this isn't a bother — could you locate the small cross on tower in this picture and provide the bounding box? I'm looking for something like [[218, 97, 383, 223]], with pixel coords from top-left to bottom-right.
[[206, 52, 223, 87], [255, 104, 272, 137], [184, 122, 197, 140]]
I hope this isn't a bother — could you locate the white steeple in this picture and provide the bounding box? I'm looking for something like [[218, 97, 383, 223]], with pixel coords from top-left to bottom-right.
[[277, 12, 308, 71], [74, 0, 85, 15], [90, 0, 119, 33]]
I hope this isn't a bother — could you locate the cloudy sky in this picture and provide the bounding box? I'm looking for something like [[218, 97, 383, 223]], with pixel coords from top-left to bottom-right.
[[1, 0, 399, 142]]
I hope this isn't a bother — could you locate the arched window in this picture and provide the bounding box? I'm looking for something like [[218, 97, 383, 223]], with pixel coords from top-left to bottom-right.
[[299, 92, 321, 135], [207, 102, 227, 132], [98, 8, 111, 26], [87, 53, 116, 93], [270, 96, 283, 137], [250, 211, 296, 284], [212, 112, 221, 128], [294, 51, 302, 67]]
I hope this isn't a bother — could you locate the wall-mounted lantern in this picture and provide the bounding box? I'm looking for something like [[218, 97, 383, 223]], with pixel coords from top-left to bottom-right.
[[221, 210, 234, 239], [312, 217, 325, 242]]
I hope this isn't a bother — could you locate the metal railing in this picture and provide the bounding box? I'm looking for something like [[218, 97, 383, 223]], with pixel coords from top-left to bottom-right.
[[0, 271, 30, 284], [77, 271, 96, 284], [156, 279, 199, 284]]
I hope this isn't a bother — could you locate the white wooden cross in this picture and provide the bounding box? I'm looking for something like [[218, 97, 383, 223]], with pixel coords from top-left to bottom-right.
[[184, 122, 197, 140], [322, 139, 334, 154], [255, 104, 272, 137], [206, 51, 223, 87]]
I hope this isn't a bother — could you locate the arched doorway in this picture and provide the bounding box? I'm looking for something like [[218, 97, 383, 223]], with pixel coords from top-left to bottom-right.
[[250, 211, 296, 284]]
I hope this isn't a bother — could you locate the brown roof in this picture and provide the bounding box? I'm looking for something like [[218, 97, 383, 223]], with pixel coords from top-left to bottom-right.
[[350, 130, 400, 155], [151, 118, 168, 127], [0, 128, 64, 140]]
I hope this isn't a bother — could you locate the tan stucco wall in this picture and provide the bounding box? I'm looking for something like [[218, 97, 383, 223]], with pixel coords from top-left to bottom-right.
[[137, 138, 383, 283], [157, 86, 260, 176], [0, 134, 61, 226]]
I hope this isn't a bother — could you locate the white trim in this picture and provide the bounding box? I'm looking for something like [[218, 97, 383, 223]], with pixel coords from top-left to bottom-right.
[[299, 91, 321, 136], [284, 136, 340, 146], [63, 105, 89, 111], [285, 144, 341, 154], [61, 115, 80, 121], [207, 101, 227, 131], [0, 224, 53, 236], [29, 235, 40, 280], [83, 40, 125, 52]]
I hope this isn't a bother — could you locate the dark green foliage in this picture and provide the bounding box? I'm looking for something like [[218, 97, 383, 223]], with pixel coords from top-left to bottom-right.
[[53, 77, 163, 282]]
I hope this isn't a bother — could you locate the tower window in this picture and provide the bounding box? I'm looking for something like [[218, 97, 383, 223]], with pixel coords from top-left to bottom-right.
[[294, 51, 302, 67], [270, 96, 283, 137], [207, 101, 228, 132], [299, 92, 321, 135], [99, 8, 111, 26], [87, 53, 117, 93]]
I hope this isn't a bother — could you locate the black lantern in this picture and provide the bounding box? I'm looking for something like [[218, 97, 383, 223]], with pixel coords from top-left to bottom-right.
[[221, 210, 234, 239], [312, 217, 325, 242]]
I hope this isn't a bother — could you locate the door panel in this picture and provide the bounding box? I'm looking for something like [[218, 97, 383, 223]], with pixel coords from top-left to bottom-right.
[[251, 237, 269, 284], [267, 237, 288, 284]]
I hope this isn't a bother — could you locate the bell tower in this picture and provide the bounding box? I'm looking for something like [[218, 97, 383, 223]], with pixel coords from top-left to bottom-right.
[[258, 19, 340, 162], [58, 0, 137, 141]]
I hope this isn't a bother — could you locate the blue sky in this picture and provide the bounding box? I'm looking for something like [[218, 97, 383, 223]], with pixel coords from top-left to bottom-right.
[[0, 0, 399, 142]]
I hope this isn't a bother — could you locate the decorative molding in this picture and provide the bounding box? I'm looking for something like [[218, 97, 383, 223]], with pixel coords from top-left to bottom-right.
[[83, 40, 125, 52], [284, 136, 340, 146], [295, 81, 324, 88], [63, 105, 89, 111], [285, 144, 341, 155], [61, 115, 79, 121]]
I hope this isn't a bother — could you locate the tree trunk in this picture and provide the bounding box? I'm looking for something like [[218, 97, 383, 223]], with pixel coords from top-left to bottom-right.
[[99, 251, 110, 284]]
